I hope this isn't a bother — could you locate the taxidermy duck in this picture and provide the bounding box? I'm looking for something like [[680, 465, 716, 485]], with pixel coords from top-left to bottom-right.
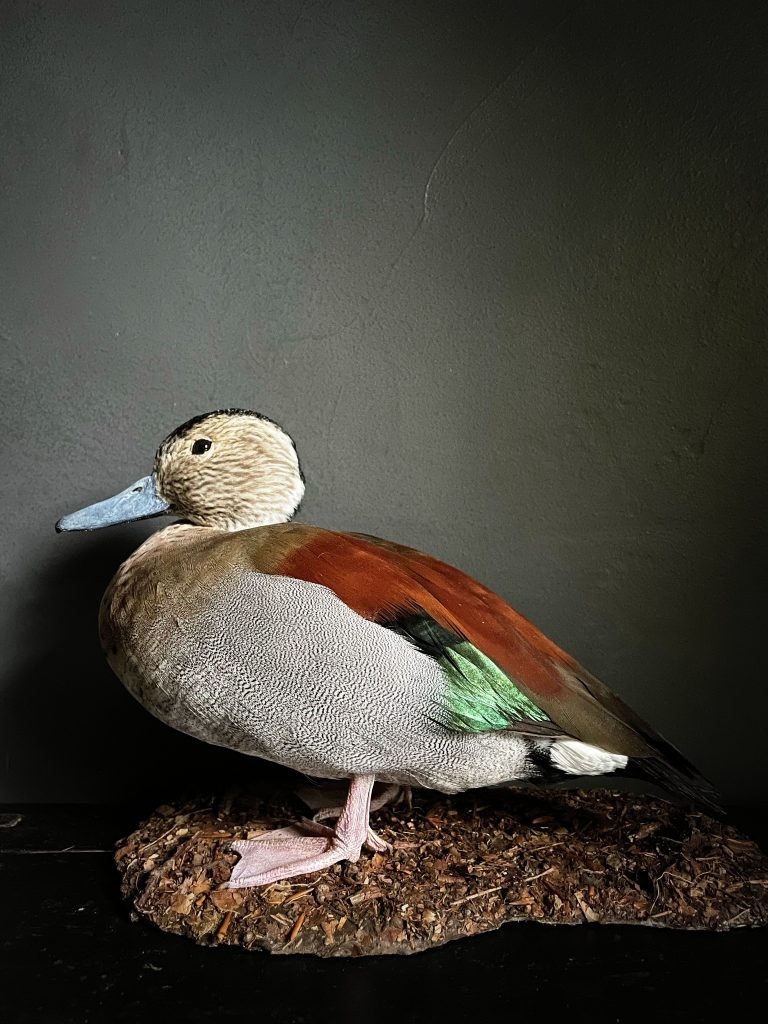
[[57, 409, 720, 887]]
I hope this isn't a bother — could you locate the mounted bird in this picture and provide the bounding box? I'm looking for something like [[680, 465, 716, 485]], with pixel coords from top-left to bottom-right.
[[56, 409, 721, 888]]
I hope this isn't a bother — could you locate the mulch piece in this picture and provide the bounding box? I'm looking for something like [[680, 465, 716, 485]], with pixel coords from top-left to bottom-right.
[[115, 786, 768, 956]]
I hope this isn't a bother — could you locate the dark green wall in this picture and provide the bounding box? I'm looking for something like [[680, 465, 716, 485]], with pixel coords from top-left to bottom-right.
[[1, 1, 766, 802]]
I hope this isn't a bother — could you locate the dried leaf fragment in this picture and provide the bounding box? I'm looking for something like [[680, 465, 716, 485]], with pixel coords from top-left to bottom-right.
[[574, 890, 599, 923], [169, 891, 195, 915], [209, 889, 245, 912]]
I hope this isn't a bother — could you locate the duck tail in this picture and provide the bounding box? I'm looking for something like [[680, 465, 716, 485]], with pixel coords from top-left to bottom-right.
[[622, 754, 725, 818]]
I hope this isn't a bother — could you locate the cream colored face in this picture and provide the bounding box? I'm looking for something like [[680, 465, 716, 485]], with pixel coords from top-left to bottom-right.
[[153, 411, 305, 530]]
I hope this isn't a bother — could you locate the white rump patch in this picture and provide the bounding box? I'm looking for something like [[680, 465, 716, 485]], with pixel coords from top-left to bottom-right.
[[550, 738, 628, 776]]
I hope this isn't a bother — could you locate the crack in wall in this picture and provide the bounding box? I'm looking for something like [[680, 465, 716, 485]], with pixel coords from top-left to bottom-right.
[[283, 5, 584, 348]]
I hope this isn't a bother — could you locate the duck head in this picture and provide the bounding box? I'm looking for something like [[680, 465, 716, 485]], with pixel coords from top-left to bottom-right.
[[56, 409, 305, 533]]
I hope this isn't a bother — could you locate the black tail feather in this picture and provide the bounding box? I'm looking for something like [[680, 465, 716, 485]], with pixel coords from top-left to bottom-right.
[[622, 756, 725, 817]]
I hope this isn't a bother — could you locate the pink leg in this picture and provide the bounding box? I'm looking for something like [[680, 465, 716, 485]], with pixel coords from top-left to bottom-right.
[[228, 775, 378, 889], [309, 782, 402, 852], [313, 782, 404, 820]]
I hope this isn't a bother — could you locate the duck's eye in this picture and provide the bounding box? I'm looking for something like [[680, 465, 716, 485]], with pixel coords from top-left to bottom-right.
[[191, 438, 212, 455]]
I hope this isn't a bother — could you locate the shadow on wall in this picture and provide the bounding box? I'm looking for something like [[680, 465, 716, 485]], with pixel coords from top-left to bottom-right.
[[1, 529, 289, 804]]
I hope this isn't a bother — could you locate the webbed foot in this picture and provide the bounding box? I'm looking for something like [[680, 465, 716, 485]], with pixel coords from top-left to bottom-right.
[[228, 775, 381, 888]]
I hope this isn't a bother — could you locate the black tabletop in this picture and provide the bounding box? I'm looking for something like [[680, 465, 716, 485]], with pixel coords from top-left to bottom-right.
[[2, 803, 767, 1024]]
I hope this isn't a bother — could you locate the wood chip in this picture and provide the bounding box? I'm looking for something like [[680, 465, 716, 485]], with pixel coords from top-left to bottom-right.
[[216, 911, 234, 941], [286, 911, 306, 944]]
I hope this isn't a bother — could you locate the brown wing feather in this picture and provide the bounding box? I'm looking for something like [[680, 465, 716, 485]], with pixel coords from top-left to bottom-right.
[[256, 526, 642, 756]]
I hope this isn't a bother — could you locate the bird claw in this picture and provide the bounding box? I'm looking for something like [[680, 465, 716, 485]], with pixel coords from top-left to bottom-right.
[[300, 815, 390, 852]]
